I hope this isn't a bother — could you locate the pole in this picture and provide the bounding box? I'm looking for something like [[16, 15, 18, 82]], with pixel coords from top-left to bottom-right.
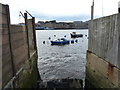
[[91, 0, 94, 20], [25, 10, 33, 18], [32, 17, 37, 50], [102, 0, 104, 16], [6, 5, 15, 76], [118, 1, 120, 13], [24, 13, 30, 59]]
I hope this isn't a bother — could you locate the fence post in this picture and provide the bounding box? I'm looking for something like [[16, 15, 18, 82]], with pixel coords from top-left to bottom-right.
[[6, 5, 15, 77], [32, 17, 37, 50], [24, 13, 30, 59]]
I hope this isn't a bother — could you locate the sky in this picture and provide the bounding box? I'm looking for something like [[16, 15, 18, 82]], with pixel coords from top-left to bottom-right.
[[0, 0, 120, 24]]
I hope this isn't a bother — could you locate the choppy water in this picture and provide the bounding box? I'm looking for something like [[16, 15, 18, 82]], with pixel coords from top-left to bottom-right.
[[36, 29, 88, 83]]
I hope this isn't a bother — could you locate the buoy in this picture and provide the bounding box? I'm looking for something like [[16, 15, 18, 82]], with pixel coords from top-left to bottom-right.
[[71, 40, 74, 43], [43, 41, 45, 44], [49, 37, 51, 40], [75, 39, 78, 43]]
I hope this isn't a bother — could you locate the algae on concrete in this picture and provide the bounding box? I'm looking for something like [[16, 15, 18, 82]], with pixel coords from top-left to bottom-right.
[[16, 52, 40, 88]]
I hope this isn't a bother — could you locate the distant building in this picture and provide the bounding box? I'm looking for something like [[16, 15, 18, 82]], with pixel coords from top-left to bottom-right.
[[37, 21, 45, 27], [19, 23, 25, 26], [35, 20, 88, 30], [74, 21, 83, 23], [73, 21, 88, 29]]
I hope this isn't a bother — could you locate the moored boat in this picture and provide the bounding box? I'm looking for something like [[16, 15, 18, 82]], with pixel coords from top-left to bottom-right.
[[70, 32, 83, 38], [51, 38, 70, 45]]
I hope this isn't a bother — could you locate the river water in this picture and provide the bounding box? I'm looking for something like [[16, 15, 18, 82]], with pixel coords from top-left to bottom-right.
[[36, 29, 88, 84]]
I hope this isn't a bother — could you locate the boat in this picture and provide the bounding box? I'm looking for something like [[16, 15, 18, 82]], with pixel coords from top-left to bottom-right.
[[70, 32, 83, 38], [51, 38, 70, 45]]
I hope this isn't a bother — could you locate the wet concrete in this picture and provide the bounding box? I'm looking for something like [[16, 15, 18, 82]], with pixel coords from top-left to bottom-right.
[[39, 78, 83, 89]]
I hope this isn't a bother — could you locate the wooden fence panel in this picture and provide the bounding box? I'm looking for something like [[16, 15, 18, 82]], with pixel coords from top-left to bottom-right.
[[1, 4, 13, 88], [0, 25, 9, 35], [1, 4, 36, 88], [27, 19, 35, 55], [10, 25, 28, 72], [0, 34, 10, 46]]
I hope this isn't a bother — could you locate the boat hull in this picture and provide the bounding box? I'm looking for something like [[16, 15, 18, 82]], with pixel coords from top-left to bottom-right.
[[51, 41, 70, 45], [70, 34, 83, 38]]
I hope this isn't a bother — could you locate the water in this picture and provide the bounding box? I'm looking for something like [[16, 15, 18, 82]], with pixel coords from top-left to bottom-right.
[[36, 29, 88, 83]]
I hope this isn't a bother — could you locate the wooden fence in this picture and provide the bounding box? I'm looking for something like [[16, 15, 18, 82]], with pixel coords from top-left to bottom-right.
[[0, 3, 37, 89]]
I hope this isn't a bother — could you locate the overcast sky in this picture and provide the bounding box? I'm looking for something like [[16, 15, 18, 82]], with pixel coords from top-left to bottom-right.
[[0, 0, 120, 24]]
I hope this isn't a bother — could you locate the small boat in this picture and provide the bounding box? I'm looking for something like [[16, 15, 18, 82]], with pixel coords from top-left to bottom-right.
[[70, 32, 83, 38], [51, 38, 70, 45]]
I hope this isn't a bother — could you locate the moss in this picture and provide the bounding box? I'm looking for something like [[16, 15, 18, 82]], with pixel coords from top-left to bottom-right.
[[86, 64, 117, 88], [18, 53, 40, 88], [85, 51, 119, 88]]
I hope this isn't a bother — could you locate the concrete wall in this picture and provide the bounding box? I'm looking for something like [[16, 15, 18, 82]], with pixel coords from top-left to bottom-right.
[[88, 14, 119, 68], [86, 51, 120, 88], [87, 14, 120, 88]]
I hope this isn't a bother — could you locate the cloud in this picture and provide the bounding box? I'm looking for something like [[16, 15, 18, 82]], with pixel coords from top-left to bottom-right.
[[0, 0, 120, 24], [34, 13, 91, 22]]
